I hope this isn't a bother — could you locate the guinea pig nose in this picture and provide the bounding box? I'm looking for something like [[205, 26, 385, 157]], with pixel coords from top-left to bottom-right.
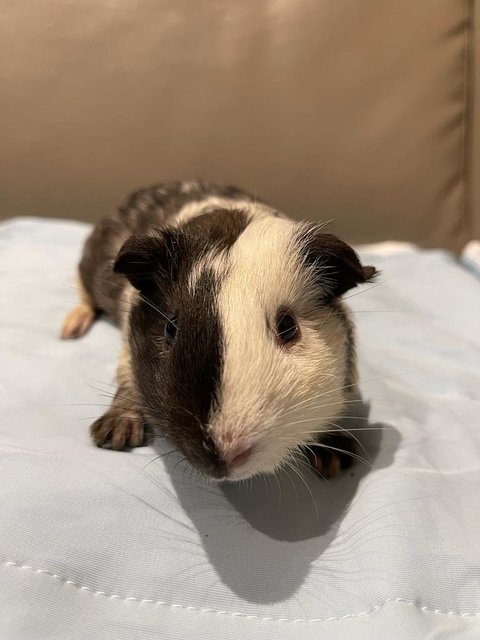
[[227, 445, 254, 468]]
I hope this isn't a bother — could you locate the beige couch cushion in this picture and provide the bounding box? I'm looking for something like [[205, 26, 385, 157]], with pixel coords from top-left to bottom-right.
[[471, 0, 480, 242], [0, 0, 472, 249]]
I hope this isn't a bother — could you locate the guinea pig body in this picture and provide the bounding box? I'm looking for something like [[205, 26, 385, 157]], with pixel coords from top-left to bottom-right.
[[62, 180, 376, 481]]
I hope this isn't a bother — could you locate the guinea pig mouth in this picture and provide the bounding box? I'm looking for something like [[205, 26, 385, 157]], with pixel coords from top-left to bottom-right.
[[168, 429, 259, 481], [191, 444, 257, 482], [224, 444, 254, 469]]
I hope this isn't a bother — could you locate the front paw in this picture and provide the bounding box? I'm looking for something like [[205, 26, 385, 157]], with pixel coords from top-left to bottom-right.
[[90, 409, 146, 450], [304, 434, 356, 478]]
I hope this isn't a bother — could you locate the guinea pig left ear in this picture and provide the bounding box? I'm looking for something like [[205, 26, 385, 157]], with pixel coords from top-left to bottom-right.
[[114, 230, 177, 294], [299, 224, 377, 300]]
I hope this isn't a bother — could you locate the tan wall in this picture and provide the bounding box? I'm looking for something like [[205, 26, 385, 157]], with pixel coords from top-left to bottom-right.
[[0, 0, 476, 250]]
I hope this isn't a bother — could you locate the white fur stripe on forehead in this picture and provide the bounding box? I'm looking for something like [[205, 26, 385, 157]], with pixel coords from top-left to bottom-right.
[[187, 251, 229, 294], [223, 216, 308, 300], [184, 203, 281, 295], [214, 217, 331, 310], [213, 217, 303, 431], [215, 216, 322, 354]]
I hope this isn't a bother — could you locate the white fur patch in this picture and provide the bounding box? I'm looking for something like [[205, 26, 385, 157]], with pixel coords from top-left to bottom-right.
[[175, 196, 273, 224], [181, 200, 278, 294], [209, 215, 350, 479]]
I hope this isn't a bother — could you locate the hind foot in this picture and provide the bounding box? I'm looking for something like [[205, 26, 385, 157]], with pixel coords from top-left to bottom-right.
[[61, 304, 96, 339]]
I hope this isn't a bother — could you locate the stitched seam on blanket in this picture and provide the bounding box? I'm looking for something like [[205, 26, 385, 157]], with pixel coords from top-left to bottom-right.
[[2, 558, 480, 622]]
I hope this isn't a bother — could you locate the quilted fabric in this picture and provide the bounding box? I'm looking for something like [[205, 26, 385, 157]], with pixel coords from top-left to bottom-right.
[[1, 219, 479, 639]]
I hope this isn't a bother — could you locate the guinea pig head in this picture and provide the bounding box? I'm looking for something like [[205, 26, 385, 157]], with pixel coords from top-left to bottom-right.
[[114, 211, 376, 481]]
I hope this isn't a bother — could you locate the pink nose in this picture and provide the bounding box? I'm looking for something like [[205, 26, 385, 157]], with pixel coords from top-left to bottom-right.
[[226, 445, 253, 468]]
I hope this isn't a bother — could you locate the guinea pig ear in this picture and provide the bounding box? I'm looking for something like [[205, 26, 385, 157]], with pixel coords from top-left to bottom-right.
[[298, 224, 377, 300], [114, 230, 178, 293]]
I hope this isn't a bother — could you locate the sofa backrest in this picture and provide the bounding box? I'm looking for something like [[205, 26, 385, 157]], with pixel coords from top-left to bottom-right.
[[0, 0, 477, 250]]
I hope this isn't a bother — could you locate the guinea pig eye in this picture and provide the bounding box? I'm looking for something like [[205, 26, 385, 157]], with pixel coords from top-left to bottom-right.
[[275, 309, 299, 345], [164, 316, 177, 345]]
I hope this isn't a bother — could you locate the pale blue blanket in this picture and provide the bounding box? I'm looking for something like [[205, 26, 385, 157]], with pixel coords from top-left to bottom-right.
[[1, 218, 479, 639]]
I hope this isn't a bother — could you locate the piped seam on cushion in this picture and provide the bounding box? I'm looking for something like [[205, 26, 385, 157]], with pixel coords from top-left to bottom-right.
[[2, 557, 480, 623]]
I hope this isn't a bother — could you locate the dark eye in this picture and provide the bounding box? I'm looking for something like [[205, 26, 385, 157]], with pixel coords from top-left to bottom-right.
[[164, 316, 177, 345], [275, 309, 299, 345]]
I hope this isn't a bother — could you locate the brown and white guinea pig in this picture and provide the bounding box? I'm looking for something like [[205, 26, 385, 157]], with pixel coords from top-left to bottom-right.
[[61, 180, 376, 482]]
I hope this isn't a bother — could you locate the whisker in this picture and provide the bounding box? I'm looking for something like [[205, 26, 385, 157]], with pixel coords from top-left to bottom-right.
[[271, 468, 283, 507], [302, 444, 328, 482], [303, 425, 390, 434], [87, 383, 160, 416], [286, 398, 389, 418], [58, 402, 116, 408], [284, 370, 415, 414], [171, 456, 189, 478], [283, 400, 376, 427], [288, 462, 320, 517], [281, 463, 299, 498], [312, 442, 372, 468], [139, 293, 176, 326], [342, 281, 384, 301], [295, 455, 328, 488], [328, 421, 368, 456], [141, 449, 177, 472]]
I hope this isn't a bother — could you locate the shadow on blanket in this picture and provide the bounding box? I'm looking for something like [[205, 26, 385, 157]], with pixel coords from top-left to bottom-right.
[[159, 398, 400, 604]]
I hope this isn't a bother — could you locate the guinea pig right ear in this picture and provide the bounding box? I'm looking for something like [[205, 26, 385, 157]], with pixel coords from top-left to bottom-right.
[[114, 230, 178, 294]]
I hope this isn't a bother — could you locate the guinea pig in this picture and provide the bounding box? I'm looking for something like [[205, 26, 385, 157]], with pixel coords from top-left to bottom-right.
[[61, 180, 376, 481]]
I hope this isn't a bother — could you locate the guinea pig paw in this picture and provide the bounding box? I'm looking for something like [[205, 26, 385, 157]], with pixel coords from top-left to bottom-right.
[[90, 409, 145, 450], [306, 449, 341, 478], [305, 435, 356, 479], [61, 304, 96, 339]]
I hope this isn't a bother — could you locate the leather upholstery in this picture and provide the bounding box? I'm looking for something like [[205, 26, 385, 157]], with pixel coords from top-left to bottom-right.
[[0, 0, 476, 249]]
